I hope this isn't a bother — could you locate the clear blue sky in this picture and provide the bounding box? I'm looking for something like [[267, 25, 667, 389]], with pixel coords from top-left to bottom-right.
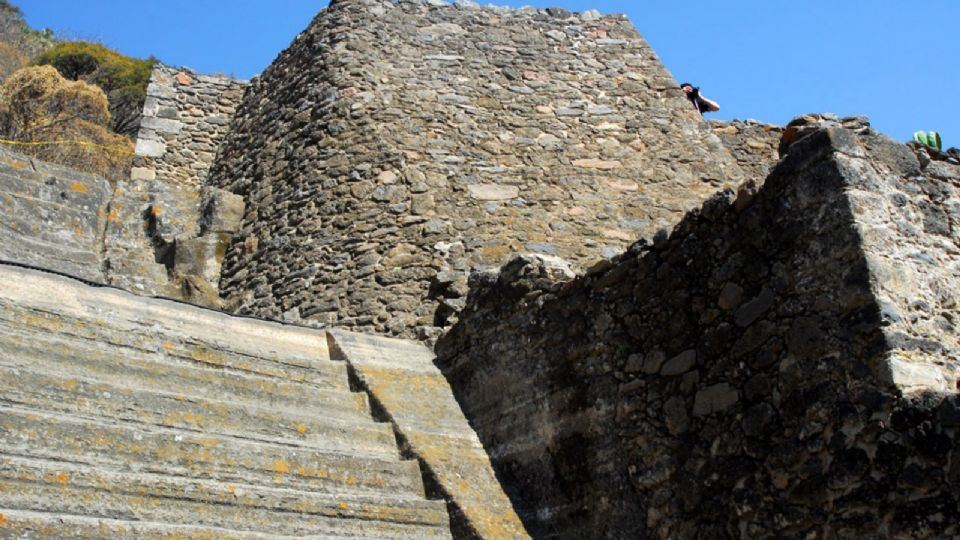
[[18, 0, 958, 146]]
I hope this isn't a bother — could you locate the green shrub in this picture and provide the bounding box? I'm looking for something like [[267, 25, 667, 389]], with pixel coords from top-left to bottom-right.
[[34, 42, 156, 137]]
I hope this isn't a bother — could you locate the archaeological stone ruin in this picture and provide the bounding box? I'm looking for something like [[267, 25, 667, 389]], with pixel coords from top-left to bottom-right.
[[0, 0, 958, 538]]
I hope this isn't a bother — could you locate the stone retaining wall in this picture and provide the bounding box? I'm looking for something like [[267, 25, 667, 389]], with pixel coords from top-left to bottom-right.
[[436, 120, 960, 538], [207, 0, 744, 339], [132, 64, 247, 187]]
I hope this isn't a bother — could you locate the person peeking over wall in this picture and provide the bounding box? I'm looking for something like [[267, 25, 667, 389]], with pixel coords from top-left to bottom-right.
[[680, 82, 720, 115]]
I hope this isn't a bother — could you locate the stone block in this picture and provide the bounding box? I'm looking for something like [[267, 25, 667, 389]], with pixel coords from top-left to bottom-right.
[[130, 167, 156, 181], [693, 383, 739, 416], [135, 138, 166, 158], [467, 184, 519, 201], [200, 188, 245, 234], [141, 117, 183, 134]]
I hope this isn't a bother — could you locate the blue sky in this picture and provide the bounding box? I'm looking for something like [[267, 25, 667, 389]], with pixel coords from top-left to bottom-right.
[[18, 1, 958, 146]]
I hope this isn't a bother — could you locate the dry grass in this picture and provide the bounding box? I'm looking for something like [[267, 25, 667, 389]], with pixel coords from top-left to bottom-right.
[[0, 65, 132, 180]]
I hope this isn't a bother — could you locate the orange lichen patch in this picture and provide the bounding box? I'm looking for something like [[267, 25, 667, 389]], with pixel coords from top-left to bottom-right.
[[295, 423, 308, 434], [69, 182, 88, 193], [338, 501, 349, 511], [273, 459, 290, 474], [0, 512, 7, 526], [189, 347, 229, 367], [150, 205, 162, 217], [107, 207, 121, 222], [225, 484, 237, 494], [72, 225, 84, 237], [54, 471, 69, 486], [62, 379, 78, 391], [162, 341, 175, 353], [0, 157, 26, 169]]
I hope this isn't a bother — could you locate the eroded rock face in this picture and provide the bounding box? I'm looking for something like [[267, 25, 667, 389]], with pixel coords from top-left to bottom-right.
[[0, 148, 112, 282], [436, 121, 960, 539], [207, 0, 744, 338]]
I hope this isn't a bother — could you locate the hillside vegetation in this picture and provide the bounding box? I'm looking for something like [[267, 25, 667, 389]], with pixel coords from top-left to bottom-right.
[[0, 1, 155, 179], [0, 0, 53, 79], [35, 42, 155, 138], [0, 65, 133, 179]]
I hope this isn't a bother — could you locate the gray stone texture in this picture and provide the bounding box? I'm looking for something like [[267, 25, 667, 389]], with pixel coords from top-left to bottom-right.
[[207, 0, 744, 338], [0, 263, 453, 539], [436, 119, 960, 539], [0, 142, 246, 305], [132, 64, 247, 187], [710, 118, 783, 181], [0, 147, 112, 282]]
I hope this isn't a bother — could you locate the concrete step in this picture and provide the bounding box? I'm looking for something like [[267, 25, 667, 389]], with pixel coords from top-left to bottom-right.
[[0, 301, 349, 390], [0, 365, 400, 459], [0, 323, 369, 419], [0, 509, 288, 539], [0, 405, 426, 498], [0, 455, 453, 539]]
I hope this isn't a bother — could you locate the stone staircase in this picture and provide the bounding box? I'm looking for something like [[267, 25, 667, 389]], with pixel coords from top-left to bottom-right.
[[0, 263, 452, 538]]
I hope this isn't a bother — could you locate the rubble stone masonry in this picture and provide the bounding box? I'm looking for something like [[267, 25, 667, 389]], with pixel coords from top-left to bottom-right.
[[437, 120, 960, 539], [207, 0, 744, 338], [132, 64, 247, 187]]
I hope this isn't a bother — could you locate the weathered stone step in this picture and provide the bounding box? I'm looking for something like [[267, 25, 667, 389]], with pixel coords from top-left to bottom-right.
[[0, 509, 289, 539], [0, 405, 426, 498], [0, 328, 370, 421], [0, 318, 369, 416], [0, 455, 452, 539], [0, 301, 348, 389], [0, 263, 334, 368], [0, 365, 400, 459]]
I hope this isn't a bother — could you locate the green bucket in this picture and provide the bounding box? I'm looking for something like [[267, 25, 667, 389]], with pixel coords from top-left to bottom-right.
[[914, 130, 942, 150]]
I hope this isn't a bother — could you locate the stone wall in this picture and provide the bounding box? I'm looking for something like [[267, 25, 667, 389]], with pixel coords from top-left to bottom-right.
[[436, 120, 960, 538], [132, 64, 247, 187], [207, 0, 744, 338], [710, 118, 782, 181]]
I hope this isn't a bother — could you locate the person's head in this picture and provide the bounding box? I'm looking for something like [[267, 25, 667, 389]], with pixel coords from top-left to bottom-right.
[[680, 82, 695, 94]]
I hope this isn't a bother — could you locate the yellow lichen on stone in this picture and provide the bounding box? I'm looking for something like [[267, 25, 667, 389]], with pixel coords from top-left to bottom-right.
[[295, 423, 308, 434], [273, 459, 290, 474], [54, 471, 69, 486], [69, 182, 88, 193], [0, 512, 7, 526]]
